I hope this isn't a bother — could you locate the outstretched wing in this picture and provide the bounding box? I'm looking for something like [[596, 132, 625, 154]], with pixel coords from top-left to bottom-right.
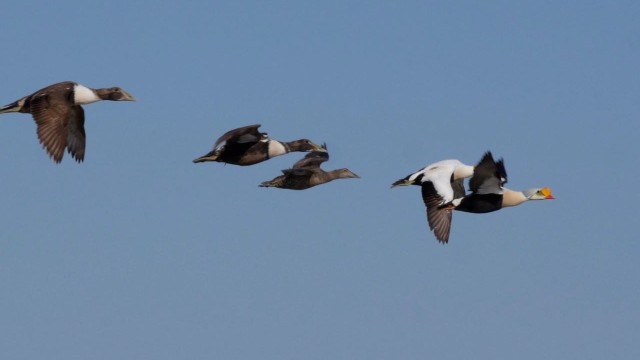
[[421, 181, 453, 244], [213, 124, 265, 148], [423, 164, 456, 204], [469, 151, 507, 195], [292, 144, 329, 169], [30, 90, 76, 163], [65, 106, 86, 162]]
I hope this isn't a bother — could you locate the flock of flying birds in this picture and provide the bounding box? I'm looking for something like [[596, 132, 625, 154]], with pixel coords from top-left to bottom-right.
[[191, 123, 360, 189], [0, 81, 554, 243]]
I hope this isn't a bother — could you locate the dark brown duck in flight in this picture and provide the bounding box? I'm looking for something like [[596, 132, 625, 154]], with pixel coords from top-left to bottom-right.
[[193, 124, 325, 166], [259, 144, 359, 190], [0, 81, 135, 163]]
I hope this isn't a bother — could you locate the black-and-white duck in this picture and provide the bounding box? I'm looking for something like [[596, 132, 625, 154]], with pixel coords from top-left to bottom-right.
[[193, 124, 325, 166], [391, 159, 475, 243], [259, 143, 359, 190], [0, 81, 135, 163], [408, 152, 554, 244], [450, 152, 555, 213]]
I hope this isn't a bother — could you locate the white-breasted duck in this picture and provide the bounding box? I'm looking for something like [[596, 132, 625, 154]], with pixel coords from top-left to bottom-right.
[[193, 124, 325, 166], [0, 81, 135, 163], [391, 159, 475, 243], [450, 151, 554, 213], [259, 143, 359, 190]]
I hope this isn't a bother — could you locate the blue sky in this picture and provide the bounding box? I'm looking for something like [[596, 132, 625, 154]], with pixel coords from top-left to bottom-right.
[[1, 1, 638, 359]]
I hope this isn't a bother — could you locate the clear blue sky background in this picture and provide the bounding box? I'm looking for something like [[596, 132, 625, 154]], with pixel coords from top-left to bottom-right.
[[1, 1, 638, 359]]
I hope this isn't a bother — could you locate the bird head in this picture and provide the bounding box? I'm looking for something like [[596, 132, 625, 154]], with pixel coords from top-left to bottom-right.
[[289, 139, 326, 152], [99, 87, 136, 101], [524, 187, 555, 200], [336, 168, 360, 179]]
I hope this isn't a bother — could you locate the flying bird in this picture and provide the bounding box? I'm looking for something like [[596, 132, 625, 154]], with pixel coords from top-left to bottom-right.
[[392, 152, 554, 244], [193, 124, 325, 166], [259, 143, 359, 190], [391, 159, 475, 243], [0, 81, 135, 163], [450, 152, 555, 213]]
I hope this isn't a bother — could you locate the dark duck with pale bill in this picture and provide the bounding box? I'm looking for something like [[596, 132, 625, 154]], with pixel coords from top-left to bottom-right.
[[193, 124, 325, 166], [0, 81, 135, 163], [259, 144, 359, 190]]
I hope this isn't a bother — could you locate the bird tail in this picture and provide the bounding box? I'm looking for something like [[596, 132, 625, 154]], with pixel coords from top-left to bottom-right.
[[192, 150, 220, 163], [259, 178, 284, 188]]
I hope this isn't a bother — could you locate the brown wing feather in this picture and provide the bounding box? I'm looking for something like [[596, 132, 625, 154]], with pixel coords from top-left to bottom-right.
[[28, 82, 75, 100], [292, 152, 329, 169], [66, 106, 86, 162], [292, 143, 329, 169], [282, 168, 315, 176], [422, 181, 453, 244], [213, 124, 263, 148], [30, 93, 72, 163]]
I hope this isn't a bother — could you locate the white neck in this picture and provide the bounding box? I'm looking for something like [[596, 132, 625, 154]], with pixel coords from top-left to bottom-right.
[[267, 140, 287, 158], [502, 188, 528, 207], [73, 84, 101, 105]]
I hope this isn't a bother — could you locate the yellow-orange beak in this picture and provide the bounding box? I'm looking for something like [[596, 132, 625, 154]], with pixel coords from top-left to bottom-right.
[[541, 187, 555, 199]]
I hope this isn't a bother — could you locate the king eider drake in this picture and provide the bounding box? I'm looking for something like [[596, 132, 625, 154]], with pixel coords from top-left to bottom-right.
[[193, 124, 325, 166], [0, 81, 135, 163], [259, 143, 359, 190], [391, 159, 475, 243], [450, 151, 554, 213]]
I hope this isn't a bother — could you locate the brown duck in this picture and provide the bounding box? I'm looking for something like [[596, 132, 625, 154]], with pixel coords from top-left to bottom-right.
[[259, 144, 359, 190], [0, 81, 135, 163], [193, 124, 325, 166]]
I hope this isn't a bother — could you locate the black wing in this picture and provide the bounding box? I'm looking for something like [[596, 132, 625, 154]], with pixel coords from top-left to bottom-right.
[[469, 151, 507, 195]]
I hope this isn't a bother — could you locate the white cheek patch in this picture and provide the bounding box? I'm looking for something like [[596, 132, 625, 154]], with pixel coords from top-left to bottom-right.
[[267, 140, 287, 157], [73, 84, 100, 104]]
